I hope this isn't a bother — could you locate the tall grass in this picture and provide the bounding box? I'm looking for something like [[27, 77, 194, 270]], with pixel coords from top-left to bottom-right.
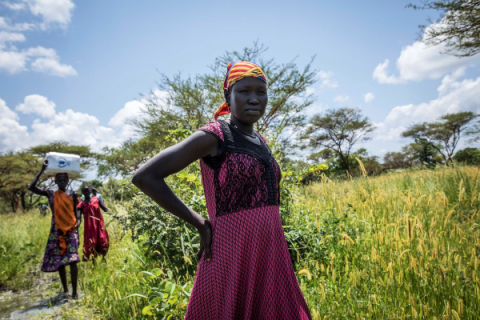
[[0, 210, 50, 290], [2, 167, 480, 319], [298, 166, 480, 319]]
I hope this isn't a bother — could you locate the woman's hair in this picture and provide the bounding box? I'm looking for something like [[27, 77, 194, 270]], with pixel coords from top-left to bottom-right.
[[81, 184, 91, 193]]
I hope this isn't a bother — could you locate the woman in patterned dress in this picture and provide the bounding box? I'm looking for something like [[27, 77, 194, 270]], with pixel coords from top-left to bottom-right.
[[29, 160, 80, 299], [133, 61, 311, 319]]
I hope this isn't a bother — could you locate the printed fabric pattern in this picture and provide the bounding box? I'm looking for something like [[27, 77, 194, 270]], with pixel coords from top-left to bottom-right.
[[185, 121, 311, 320], [41, 190, 80, 272]]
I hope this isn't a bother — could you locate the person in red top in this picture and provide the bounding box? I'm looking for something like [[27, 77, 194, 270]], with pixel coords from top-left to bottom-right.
[[76, 185, 110, 261]]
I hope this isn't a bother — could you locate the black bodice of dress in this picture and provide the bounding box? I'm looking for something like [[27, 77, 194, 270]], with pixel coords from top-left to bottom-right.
[[201, 120, 281, 216]]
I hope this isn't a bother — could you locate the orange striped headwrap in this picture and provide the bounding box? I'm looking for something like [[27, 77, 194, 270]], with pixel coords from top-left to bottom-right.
[[214, 61, 267, 120]]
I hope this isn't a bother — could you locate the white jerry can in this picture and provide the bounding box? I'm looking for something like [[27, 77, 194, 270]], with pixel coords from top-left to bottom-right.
[[44, 152, 81, 175]]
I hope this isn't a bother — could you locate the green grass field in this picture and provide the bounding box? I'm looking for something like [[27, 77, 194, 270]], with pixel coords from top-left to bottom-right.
[[1, 166, 479, 319]]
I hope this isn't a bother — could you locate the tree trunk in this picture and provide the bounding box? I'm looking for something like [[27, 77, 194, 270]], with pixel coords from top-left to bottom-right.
[[20, 191, 26, 211], [338, 151, 349, 171]]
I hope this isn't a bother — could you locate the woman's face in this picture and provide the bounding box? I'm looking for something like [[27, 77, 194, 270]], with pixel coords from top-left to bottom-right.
[[55, 176, 69, 190], [81, 186, 90, 197], [227, 77, 268, 124]]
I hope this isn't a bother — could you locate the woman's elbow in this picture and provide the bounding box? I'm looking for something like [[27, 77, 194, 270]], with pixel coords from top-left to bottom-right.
[[131, 171, 144, 188]]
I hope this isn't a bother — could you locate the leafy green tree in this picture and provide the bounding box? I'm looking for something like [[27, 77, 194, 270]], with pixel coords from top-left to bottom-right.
[[453, 147, 480, 165], [414, 138, 440, 168], [302, 108, 375, 172], [402, 112, 478, 166], [408, 0, 480, 57], [308, 148, 380, 177], [0, 152, 42, 212], [383, 150, 415, 169], [97, 137, 162, 178]]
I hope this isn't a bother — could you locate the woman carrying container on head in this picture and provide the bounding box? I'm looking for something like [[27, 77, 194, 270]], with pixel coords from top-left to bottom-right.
[[133, 62, 312, 319], [29, 160, 80, 300], [76, 184, 110, 261]]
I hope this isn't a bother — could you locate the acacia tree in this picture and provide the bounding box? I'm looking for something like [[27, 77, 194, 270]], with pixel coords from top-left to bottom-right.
[[302, 108, 375, 172], [0, 152, 41, 212], [402, 111, 478, 166], [101, 42, 318, 178], [408, 0, 480, 57]]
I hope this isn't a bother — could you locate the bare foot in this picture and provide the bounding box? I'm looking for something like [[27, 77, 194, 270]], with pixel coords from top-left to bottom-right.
[[71, 293, 78, 300]]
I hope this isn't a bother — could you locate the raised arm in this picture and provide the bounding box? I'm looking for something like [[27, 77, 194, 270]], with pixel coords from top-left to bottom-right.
[[132, 130, 219, 261], [28, 160, 49, 197]]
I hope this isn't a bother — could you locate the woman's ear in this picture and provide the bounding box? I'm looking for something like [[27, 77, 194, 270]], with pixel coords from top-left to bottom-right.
[[224, 89, 230, 106]]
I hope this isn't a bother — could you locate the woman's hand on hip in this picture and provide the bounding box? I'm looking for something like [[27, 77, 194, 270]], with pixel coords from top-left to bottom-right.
[[196, 219, 212, 262]]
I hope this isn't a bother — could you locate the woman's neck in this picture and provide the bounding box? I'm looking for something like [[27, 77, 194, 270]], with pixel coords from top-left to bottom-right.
[[230, 116, 254, 135]]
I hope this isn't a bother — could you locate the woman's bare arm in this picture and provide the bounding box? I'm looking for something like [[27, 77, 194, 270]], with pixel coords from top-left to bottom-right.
[[76, 207, 82, 229], [28, 160, 49, 197], [132, 131, 219, 261], [99, 201, 109, 213]]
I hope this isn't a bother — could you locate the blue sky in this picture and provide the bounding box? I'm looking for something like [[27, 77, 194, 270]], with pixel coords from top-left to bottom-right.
[[1, 0, 480, 163]]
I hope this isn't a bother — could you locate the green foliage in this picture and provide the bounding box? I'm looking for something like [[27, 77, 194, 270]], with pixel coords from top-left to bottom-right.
[[303, 108, 375, 172], [0, 152, 43, 212], [97, 137, 163, 178], [3, 167, 480, 319], [135, 268, 192, 319], [453, 147, 480, 165], [408, 0, 480, 57], [119, 128, 205, 275], [402, 111, 478, 166], [99, 177, 136, 203], [0, 210, 49, 290], [309, 147, 380, 177]]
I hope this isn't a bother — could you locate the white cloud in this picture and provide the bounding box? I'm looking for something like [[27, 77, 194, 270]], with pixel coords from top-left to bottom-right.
[[26, 46, 56, 57], [0, 98, 29, 150], [23, 0, 75, 29], [316, 70, 338, 89], [373, 22, 480, 84], [334, 95, 349, 103], [16, 94, 56, 118], [0, 30, 26, 44], [3, 1, 26, 10], [0, 50, 26, 73], [30, 109, 117, 149], [364, 92, 375, 103], [108, 90, 168, 140], [0, 17, 35, 31], [373, 59, 405, 84], [30, 57, 77, 76], [376, 74, 480, 141], [0, 93, 165, 152], [108, 100, 144, 140], [0, 45, 76, 76]]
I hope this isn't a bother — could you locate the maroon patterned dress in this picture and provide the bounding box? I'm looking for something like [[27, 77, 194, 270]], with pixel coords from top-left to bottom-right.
[[184, 120, 311, 320]]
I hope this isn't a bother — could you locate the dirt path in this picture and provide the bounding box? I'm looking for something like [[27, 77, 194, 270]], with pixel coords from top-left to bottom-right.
[[0, 271, 90, 319]]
